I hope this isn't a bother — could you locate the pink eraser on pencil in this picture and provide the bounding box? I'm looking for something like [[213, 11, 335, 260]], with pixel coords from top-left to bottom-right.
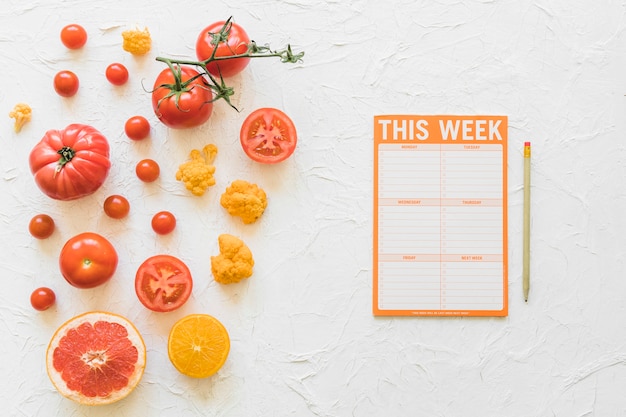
[[524, 141, 531, 146]]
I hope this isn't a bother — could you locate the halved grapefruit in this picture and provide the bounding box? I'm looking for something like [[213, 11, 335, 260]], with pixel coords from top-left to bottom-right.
[[46, 311, 146, 405]]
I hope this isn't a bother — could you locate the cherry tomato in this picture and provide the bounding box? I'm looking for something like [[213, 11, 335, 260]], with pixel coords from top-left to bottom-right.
[[240, 108, 297, 164], [53, 70, 79, 97], [59, 232, 118, 289], [105, 63, 129, 85], [60, 24, 87, 49], [136, 159, 160, 182], [30, 287, 56, 311], [195, 20, 250, 78], [152, 211, 176, 235], [125, 116, 150, 140], [151, 66, 213, 129], [135, 254, 193, 312], [29, 214, 55, 239], [103, 195, 130, 219]]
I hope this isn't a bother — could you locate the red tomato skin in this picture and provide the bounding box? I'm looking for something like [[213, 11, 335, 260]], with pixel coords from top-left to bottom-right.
[[60, 24, 87, 49], [135, 254, 193, 312], [151, 66, 213, 129], [103, 195, 130, 219], [105, 63, 129, 85], [54, 70, 79, 97], [59, 232, 118, 289], [195, 21, 251, 78], [29, 214, 55, 239], [125, 115, 150, 140], [240, 108, 298, 164], [135, 159, 160, 182], [151, 211, 176, 235], [30, 287, 56, 311], [28, 124, 111, 201]]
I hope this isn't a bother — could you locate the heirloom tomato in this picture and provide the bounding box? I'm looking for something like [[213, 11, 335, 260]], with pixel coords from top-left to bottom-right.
[[151, 66, 213, 129], [195, 20, 251, 78], [59, 232, 118, 289], [29, 124, 110, 200], [240, 108, 297, 164], [135, 255, 193, 312]]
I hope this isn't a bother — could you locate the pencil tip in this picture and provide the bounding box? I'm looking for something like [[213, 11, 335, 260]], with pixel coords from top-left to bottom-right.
[[525, 298, 528, 303]]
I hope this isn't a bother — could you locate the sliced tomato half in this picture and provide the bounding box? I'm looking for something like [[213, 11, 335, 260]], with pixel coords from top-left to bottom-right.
[[239, 108, 297, 164], [135, 255, 193, 312]]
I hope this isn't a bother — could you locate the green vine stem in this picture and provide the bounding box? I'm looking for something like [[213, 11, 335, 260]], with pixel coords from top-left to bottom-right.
[[154, 17, 304, 111]]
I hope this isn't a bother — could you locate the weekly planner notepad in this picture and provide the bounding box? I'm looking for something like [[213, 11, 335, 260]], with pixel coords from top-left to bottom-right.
[[373, 115, 508, 317]]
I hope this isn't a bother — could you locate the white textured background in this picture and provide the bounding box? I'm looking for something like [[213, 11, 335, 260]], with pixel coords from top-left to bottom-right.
[[2, 0, 626, 416]]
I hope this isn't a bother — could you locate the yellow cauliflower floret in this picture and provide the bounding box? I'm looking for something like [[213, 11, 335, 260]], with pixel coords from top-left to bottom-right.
[[9, 103, 32, 132], [211, 234, 254, 284], [176, 144, 218, 196], [122, 27, 152, 55], [220, 179, 267, 224]]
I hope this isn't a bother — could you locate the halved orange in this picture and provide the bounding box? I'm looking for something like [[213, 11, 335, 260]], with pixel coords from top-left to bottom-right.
[[167, 314, 230, 378], [46, 311, 146, 405]]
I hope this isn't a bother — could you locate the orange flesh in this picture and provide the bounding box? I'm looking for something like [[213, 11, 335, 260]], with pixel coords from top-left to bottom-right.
[[168, 314, 230, 378]]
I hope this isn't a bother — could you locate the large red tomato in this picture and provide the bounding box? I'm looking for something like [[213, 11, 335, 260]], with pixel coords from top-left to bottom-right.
[[59, 232, 118, 289], [29, 124, 111, 200], [195, 20, 251, 78], [151, 66, 213, 129]]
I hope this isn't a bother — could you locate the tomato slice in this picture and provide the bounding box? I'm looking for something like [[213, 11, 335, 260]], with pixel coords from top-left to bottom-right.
[[135, 255, 192, 312], [239, 108, 297, 164]]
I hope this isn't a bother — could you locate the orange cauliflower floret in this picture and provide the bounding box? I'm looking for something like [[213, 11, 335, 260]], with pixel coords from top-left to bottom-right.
[[176, 144, 218, 196], [220, 180, 267, 224], [211, 234, 254, 284], [122, 27, 152, 55], [9, 103, 32, 132]]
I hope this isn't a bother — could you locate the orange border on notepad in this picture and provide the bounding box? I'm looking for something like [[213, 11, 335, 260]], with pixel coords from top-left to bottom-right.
[[372, 115, 508, 317]]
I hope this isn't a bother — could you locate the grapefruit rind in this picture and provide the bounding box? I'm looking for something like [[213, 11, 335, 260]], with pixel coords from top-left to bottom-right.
[[46, 311, 146, 406], [167, 314, 230, 378]]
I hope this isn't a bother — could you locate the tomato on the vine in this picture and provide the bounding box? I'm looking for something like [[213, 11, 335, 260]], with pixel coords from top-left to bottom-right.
[[60, 24, 87, 49], [136, 159, 160, 182], [103, 195, 130, 219], [54, 70, 79, 97], [29, 124, 111, 200], [29, 214, 55, 239], [105, 63, 129, 85], [152, 211, 176, 235], [240, 108, 297, 164], [125, 115, 150, 140], [195, 20, 251, 78], [59, 232, 118, 289], [30, 287, 56, 311], [151, 66, 213, 129], [135, 255, 193, 312]]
